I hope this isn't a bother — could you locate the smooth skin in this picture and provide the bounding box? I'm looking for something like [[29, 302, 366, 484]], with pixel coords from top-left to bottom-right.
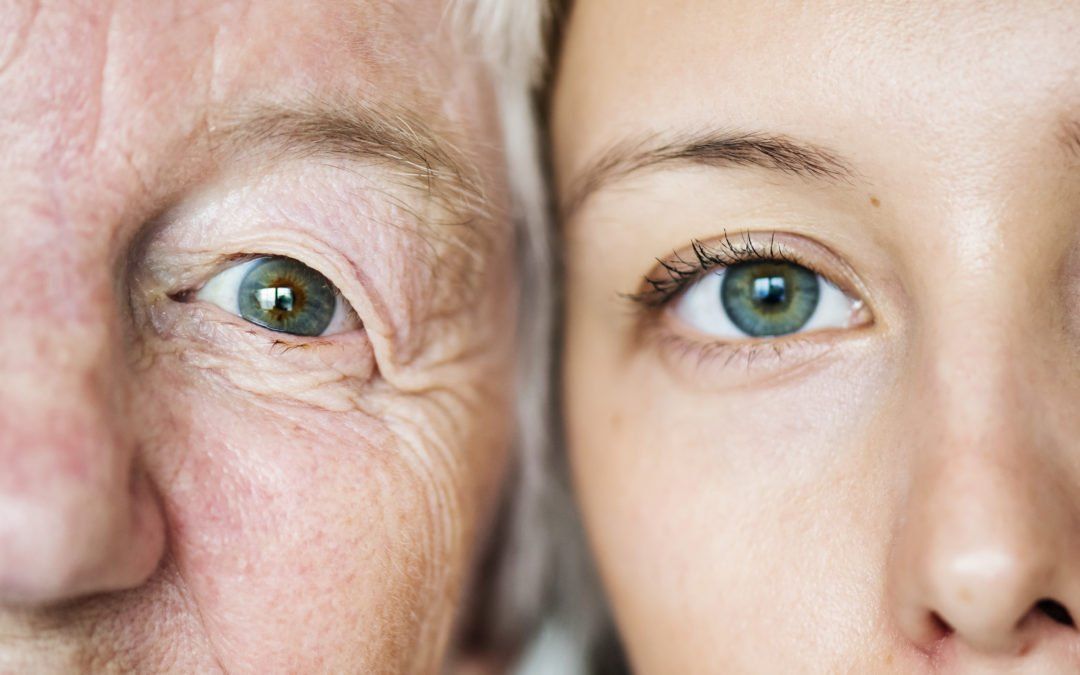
[[0, 1, 515, 672], [554, 1, 1080, 672]]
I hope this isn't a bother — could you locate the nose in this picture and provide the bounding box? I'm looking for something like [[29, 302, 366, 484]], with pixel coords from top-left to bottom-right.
[[888, 338, 1080, 657], [0, 312, 166, 605]]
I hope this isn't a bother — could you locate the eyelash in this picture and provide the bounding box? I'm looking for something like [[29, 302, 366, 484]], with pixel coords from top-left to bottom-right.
[[627, 230, 808, 308]]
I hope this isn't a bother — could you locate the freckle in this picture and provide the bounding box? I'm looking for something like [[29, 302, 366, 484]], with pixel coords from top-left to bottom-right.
[[869, 196, 881, 208], [958, 587, 972, 603], [884, 653, 894, 665]]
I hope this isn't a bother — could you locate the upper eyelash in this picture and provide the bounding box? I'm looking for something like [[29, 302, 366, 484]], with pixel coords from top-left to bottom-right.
[[626, 230, 802, 307]]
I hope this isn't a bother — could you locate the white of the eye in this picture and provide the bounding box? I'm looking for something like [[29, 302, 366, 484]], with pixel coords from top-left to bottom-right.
[[196, 258, 258, 316], [196, 258, 353, 336], [672, 267, 855, 338]]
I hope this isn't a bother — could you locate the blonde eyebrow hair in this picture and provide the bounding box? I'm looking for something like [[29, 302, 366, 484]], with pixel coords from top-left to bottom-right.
[[209, 99, 491, 226]]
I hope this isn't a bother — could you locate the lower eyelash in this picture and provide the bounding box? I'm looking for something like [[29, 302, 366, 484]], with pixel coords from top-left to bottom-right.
[[626, 230, 802, 308], [649, 324, 840, 380]]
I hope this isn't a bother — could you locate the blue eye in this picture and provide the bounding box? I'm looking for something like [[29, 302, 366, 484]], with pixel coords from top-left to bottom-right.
[[673, 260, 858, 339], [197, 256, 360, 337]]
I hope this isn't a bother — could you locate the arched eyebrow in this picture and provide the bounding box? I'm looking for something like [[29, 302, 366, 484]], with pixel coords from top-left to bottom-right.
[[560, 130, 857, 222], [208, 99, 491, 226]]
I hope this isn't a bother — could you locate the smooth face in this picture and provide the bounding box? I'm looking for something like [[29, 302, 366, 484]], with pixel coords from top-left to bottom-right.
[[554, 1, 1080, 672], [0, 1, 514, 672]]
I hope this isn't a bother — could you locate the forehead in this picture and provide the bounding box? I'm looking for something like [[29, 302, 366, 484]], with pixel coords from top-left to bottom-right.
[[3, 0, 461, 104], [0, 0, 496, 219], [554, 1, 1080, 179]]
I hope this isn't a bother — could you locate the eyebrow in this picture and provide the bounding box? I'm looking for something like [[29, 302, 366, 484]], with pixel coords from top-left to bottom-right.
[[561, 130, 857, 221], [208, 99, 490, 226]]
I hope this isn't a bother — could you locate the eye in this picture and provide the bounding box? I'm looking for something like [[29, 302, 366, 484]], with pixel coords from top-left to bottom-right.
[[672, 260, 859, 339], [197, 256, 361, 337]]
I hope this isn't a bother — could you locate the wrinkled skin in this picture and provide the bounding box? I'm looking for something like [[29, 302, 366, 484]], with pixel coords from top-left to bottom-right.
[[0, 1, 515, 672], [554, 1, 1080, 673]]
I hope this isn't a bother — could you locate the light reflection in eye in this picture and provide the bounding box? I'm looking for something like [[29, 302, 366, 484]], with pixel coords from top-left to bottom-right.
[[256, 287, 295, 312]]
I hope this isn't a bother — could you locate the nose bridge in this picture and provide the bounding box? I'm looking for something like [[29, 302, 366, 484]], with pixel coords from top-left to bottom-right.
[[0, 214, 124, 456], [888, 296, 1079, 655], [0, 310, 125, 486], [0, 216, 164, 605]]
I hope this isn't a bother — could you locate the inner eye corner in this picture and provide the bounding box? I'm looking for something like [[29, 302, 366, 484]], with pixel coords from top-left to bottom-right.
[[167, 288, 198, 303]]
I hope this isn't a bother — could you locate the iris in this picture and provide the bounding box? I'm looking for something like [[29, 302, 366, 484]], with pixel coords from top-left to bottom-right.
[[720, 261, 820, 337], [237, 257, 337, 336]]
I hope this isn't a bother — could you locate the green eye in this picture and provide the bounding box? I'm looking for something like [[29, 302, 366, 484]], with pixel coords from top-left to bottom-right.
[[235, 257, 337, 336], [195, 255, 360, 338], [720, 261, 820, 337]]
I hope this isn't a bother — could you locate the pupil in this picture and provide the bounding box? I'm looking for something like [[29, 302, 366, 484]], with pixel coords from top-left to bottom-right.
[[751, 276, 787, 306]]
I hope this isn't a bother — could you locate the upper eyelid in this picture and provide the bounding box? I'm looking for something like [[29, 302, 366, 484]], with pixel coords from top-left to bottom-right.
[[627, 231, 869, 311], [628, 233, 809, 306]]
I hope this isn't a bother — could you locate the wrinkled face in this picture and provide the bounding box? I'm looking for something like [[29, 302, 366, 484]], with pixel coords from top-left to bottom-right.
[[554, 1, 1080, 672], [0, 1, 515, 672]]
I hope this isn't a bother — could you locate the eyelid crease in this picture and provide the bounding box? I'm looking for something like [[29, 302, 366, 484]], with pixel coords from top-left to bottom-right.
[[626, 230, 875, 348], [202, 98, 501, 301]]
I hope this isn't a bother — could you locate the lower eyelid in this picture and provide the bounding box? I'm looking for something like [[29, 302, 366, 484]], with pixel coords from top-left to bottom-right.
[[648, 320, 855, 387]]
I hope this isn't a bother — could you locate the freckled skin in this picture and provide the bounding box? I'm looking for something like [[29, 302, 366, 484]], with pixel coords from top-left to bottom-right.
[[0, 1, 514, 673], [555, 1, 1080, 672]]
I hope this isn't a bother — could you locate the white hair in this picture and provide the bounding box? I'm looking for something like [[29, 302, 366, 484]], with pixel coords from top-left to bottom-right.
[[449, 1, 609, 671]]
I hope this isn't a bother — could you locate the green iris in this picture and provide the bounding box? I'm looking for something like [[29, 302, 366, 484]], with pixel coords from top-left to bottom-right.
[[237, 257, 336, 336], [720, 261, 820, 337]]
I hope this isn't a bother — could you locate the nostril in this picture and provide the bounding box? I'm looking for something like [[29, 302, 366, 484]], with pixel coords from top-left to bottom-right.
[[1035, 599, 1074, 627], [930, 611, 954, 637]]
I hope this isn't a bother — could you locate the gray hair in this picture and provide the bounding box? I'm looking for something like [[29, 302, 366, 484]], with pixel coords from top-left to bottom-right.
[[451, 0, 609, 670]]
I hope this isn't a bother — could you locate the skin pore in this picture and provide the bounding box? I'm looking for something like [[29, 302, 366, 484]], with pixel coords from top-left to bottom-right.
[[553, 1, 1080, 673], [0, 1, 514, 672]]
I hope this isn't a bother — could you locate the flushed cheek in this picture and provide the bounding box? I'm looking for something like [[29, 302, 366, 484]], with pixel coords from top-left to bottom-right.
[[139, 375, 472, 671]]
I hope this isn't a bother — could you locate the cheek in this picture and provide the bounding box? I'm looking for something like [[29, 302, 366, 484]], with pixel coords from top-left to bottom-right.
[[566, 339, 898, 668], [135, 362, 484, 671]]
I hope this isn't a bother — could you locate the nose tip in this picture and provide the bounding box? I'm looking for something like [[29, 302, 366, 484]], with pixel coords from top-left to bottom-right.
[[918, 547, 1071, 654], [0, 464, 166, 605], [889, 453, 1080, 659], [0, 368, 167, 606]]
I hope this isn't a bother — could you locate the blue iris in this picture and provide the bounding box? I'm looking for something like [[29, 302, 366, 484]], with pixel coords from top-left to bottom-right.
[[237, 257, 336, 336], [720, 261, 820, 337]]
